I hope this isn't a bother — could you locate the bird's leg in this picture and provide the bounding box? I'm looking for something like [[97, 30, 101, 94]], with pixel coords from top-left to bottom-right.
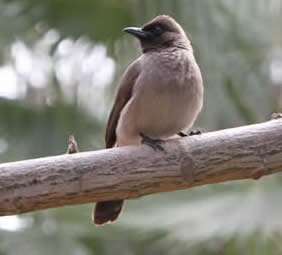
[[140, 133, 165, 152]]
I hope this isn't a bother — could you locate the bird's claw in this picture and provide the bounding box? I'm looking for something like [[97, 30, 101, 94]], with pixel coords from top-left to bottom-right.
[[189, 130, 202, 136], [140, 133, 165, 152], [178, 130, 202, 137], [178, 131, 188, 137]]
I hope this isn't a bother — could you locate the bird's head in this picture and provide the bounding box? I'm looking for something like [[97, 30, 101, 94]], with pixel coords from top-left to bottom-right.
[[123, 15, 191, 53]]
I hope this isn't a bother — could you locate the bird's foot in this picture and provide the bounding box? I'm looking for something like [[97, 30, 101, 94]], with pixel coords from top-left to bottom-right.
[[178, 131, 188, 137], [189, 130, 202, 136], [140, 133, 165, 152], [178, 130, 202, 137]]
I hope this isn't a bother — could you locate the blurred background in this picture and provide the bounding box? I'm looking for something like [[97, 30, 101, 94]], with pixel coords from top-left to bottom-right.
[[0, 0, 282, 254]]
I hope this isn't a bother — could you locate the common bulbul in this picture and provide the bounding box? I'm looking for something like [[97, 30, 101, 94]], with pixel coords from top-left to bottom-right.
[[93, 15, 204, 225]]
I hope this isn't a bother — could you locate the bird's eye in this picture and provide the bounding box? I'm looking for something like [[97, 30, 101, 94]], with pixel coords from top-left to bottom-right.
[[153, 25, 162, 35]]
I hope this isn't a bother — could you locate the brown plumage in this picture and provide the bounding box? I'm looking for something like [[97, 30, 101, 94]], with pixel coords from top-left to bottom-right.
[[93, 15, 204, 225]]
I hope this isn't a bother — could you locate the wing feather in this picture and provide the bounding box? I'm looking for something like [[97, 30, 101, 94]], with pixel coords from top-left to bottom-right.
[[105, 59, 141, 148]]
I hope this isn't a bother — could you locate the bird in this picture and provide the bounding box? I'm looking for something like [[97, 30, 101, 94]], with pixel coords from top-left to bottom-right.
[[93, 15, 204, 225]]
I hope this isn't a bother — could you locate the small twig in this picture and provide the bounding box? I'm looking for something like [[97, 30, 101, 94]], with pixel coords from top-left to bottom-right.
[[66, 135, 79, 154]]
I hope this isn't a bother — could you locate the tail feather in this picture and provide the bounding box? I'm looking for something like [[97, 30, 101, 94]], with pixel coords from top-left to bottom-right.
[[93, 200, 124, 225]]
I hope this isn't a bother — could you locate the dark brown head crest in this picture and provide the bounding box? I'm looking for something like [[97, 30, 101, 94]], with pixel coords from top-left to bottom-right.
[[124, 15, 191, 53], [143, 15, 180, 32]]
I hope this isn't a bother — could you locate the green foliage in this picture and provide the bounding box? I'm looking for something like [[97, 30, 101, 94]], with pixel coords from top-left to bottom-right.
[[0, 98, 103, 161], [2, 0, 133, 42]]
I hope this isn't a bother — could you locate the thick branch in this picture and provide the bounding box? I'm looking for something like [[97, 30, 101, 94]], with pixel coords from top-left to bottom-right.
[[0, 119, 282, 216]]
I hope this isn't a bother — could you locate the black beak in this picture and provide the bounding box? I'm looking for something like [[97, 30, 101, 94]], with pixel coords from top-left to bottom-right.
[[123, 27, 151, 40]]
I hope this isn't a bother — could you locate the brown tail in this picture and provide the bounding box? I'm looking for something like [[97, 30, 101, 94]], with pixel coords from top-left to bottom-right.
[[93, 200, 124, 225]]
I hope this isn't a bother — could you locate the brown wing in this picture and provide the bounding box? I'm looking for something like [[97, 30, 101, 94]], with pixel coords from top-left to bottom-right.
[[105, 59, 141, 148]]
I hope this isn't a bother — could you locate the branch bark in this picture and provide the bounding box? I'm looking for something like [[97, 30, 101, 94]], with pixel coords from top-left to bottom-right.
[[0, 119, 282, 216]]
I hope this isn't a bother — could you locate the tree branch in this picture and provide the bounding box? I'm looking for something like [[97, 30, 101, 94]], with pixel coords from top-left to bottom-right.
[[0, 119, 282, 216]]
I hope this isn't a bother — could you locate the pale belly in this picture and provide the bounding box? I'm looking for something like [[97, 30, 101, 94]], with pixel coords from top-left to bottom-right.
[[132, 81, 202, 138], [116, 78, 203, 146]]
